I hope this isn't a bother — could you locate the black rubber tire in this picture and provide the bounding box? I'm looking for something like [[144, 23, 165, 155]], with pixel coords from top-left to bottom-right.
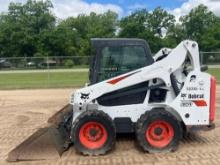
[[181, 121, 188, 139], [71, 110, 116, 155], [136, 109, 183, 153]]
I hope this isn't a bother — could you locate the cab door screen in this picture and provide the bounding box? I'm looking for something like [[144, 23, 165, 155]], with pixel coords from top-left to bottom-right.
[[98, 46, 147, 82]]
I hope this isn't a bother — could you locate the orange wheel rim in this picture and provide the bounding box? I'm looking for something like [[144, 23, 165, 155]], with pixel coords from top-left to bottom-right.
[[146, 120, 174, 148], [79, 122, 108, 149]]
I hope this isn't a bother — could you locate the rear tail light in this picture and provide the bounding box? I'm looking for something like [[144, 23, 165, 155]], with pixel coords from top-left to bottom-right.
[[210, 76, 216, 122]]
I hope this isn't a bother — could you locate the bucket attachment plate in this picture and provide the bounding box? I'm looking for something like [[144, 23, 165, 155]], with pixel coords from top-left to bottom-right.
[[7, 127, 68, 162], [7, 104, 73, 162], [48, 104, 73, 126]]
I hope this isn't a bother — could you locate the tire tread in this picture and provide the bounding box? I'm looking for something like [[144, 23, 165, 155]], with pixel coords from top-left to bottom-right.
[[136, 109, 182, 153], [72, 110, 116, 156]]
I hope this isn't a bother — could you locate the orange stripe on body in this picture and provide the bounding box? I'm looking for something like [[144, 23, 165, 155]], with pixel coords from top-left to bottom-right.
[[192, 100, 207, 107], [107, 71, 140, 85]]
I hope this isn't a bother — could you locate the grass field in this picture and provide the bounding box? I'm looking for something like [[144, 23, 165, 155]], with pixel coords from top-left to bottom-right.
[[0, 68, 219, 89], [207, 68, 220, 82], [0, 71, 88, 89]]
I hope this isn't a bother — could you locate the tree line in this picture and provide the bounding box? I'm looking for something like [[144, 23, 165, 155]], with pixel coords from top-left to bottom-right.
[[0, 0, 220, 62]]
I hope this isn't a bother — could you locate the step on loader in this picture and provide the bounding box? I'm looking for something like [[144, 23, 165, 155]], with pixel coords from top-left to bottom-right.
[[7, 39, 216, 162]]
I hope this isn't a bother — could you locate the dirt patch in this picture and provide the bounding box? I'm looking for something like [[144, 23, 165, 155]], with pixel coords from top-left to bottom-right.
[[15, 115, 30, 124], [0, 88, 220, 165]]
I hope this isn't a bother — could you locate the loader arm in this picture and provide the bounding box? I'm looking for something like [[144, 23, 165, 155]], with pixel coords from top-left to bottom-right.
[[153, 47, 172, 61]]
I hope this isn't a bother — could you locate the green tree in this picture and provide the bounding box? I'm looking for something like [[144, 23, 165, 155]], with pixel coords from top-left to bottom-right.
[[147, 7, 175, 37], [180, 4, 217, 45], [1, 1, 220, 59], [201, 22, 220, 51], [200, 19, 220, 63], [59, 11, 118, 56], [39, 27, 78, 57], [164, 23, 186, 47], [119, 9, 148, 38], [119, 8, 175, 52], [0, 0, 55, 57]]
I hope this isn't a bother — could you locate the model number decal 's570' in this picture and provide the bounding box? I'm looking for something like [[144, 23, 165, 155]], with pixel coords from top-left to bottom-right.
[[180, 99, 207, 107]]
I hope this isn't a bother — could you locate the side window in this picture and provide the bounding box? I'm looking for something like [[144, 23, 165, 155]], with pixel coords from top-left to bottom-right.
[[98, 46, 147, 82]]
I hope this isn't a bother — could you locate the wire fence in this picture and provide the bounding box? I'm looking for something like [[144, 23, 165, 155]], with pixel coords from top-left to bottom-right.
[[0, 56, 90, 89], [0, 52, 219, 70], [0, 52, 219, 89], [0, 56, 90, 70], [200, 52, 220, 65]]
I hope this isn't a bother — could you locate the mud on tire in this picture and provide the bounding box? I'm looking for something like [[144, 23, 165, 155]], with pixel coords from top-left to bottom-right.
[[136, 109, 183, 153], [71, 110, 116, 155]]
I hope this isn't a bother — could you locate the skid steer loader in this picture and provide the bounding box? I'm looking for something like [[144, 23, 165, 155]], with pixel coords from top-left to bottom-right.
[[7, 39, 216, 162]]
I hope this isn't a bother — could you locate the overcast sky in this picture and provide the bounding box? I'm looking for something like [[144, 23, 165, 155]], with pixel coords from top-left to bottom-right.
[[0, 0, 220, 19]]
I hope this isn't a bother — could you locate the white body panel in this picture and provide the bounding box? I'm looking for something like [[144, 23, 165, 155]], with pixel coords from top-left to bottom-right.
[[70, 40, 212, 126], [170, 71, 211, 125]]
